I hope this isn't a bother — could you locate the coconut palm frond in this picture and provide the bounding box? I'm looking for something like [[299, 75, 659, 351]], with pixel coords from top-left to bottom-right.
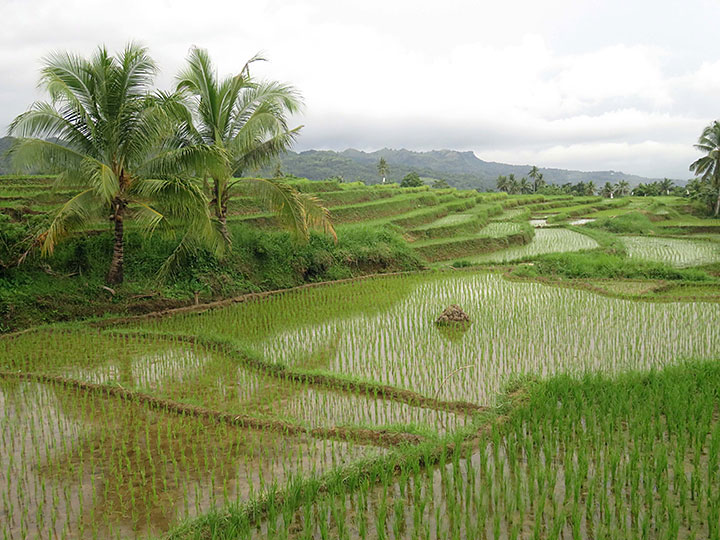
[[228, 81, 302, 139], [235, 177, 307, 240], [8, 102, 95, 155], [42, 189, 103, 255], [297, 192, 337, 243], [84, 160, 119, 204], [7, 138, 97, 180], [128, 202, 168, 237], [138, 144, 225, 179], [40, 50, 100, 119], [131, 176, 207, 218], [230, 125, 302, 175]]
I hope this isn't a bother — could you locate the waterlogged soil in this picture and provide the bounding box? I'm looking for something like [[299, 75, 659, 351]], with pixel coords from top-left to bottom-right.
[[146, 273, 720, 403], [621, 235, 720, 267], [461, 228, 598, 263], [0, 380, 384, 539], [1, 331, 465, 433], [268, 441, 713, 540]]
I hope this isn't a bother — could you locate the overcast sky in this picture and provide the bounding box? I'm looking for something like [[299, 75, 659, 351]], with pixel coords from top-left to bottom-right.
[[2, 0, 720, 179]]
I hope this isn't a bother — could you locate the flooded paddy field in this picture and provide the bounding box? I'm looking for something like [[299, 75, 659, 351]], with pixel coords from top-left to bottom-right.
[[143, 272, 720, 404], [2, 271, 719, 538]]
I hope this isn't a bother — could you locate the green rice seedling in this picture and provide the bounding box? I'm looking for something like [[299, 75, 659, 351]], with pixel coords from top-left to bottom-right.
[[217, 362, 720, 540], [459, 228, 598, 264], [621, 235, 720, 267], [144, 272, 719, 404]]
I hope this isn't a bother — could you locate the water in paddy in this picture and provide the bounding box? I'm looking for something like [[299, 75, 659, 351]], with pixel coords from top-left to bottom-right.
[[462, 228, 597, 263], [146, 272, 720, 404], [621, 236, 720, 267], [0, 379, 382, 539], [1, 331, 463, 432]]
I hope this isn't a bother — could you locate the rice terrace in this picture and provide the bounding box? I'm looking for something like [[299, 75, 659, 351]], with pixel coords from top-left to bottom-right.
[[2, 16, 720, 540]]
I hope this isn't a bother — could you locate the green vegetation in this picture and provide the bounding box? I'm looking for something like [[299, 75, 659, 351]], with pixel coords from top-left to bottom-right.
[[621, 236, 720, 268], [455, 228, 598, 264], [169, 48, 333, 246], [8, 44, 220, 285], [3, 42, 720, 540], [689, 120, 720, 215], [400, 171, 423, 187], [2, 270, 718, 538]]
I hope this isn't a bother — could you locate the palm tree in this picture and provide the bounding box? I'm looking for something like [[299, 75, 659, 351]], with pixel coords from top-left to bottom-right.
[[171, 47, 335, 244], [586, 181, 597, 196], [507, 174, 520, 194], [378, 157, 389, 184], [690, 121, 720, 216], [658, 178, 674, 196], [600, 182, 615, 198], [528, 166, 543, 192], [519, 177, 532, 194], [615, 180, 630, 197], [496, 175, 509, 193], [8, 44, 218, 284]]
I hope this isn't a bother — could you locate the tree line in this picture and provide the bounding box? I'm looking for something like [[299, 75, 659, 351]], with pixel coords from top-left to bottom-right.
[[488, 126, 720, 218]]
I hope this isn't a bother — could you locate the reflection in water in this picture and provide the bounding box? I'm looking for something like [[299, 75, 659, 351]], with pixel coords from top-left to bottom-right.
[[0, 381, 381, 539], [254, 274, 719, 403]]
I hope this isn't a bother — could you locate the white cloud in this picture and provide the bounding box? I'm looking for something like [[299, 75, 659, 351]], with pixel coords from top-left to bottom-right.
[[2, 0, 720, 178]]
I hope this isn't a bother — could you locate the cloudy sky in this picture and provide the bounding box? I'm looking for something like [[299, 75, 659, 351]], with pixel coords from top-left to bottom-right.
[[2, 0, 720, 178]]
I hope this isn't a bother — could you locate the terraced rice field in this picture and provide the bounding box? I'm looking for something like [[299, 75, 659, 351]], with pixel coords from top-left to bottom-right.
[[461, 228, 598, 263], [621, 236, 720, 267], [142, 273, 719, 404], [3, 177, 720, 539], [263, 362, 720, 540], [3, 272, 718, 538]]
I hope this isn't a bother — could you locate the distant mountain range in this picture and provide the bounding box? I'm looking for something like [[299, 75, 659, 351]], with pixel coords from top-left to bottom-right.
[[267, 148, 671, 190], [0, 137, 671, 190]]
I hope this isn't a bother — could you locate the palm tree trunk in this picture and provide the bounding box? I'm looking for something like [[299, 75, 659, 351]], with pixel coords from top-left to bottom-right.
[[211, 179, 232, 245], [715, 189, 720, 216], [106, 200, 125, 284], [218, 209, 231, 244]]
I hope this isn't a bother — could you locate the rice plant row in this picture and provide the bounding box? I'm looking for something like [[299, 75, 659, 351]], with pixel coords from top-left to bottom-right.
[[460, 228, 599, 264], [225, 361, 720, 540], [142, 272, 720, 404], [621, 235, 720, 267]]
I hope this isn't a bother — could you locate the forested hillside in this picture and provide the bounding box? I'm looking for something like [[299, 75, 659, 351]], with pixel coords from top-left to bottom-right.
[[266, 147, 667, 189]]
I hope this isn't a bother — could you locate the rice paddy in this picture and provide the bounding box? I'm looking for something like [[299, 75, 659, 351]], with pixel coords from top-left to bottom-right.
[[459, 228, 598, 263], [3, 184, 720, 539], [621, 236, 720, 267], [140, 272, 719, 404], [226, 361, 720, 540]]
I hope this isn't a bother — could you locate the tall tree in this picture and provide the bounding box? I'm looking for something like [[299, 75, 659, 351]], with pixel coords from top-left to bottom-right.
[[690, 121, 720, 216], [615, 180, 630, 197], [507, 174, 519, 195], [172, 47, 335, 244], [400, 171, 423, 187], [496, 175, 509, 193], [659, 178, 674, 196], [600, 182, 615, 198], [377, 157, 389, 184], [8, 43, 218, 284], [528, 166, 543, 192], [519, 177, 531, 194]]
